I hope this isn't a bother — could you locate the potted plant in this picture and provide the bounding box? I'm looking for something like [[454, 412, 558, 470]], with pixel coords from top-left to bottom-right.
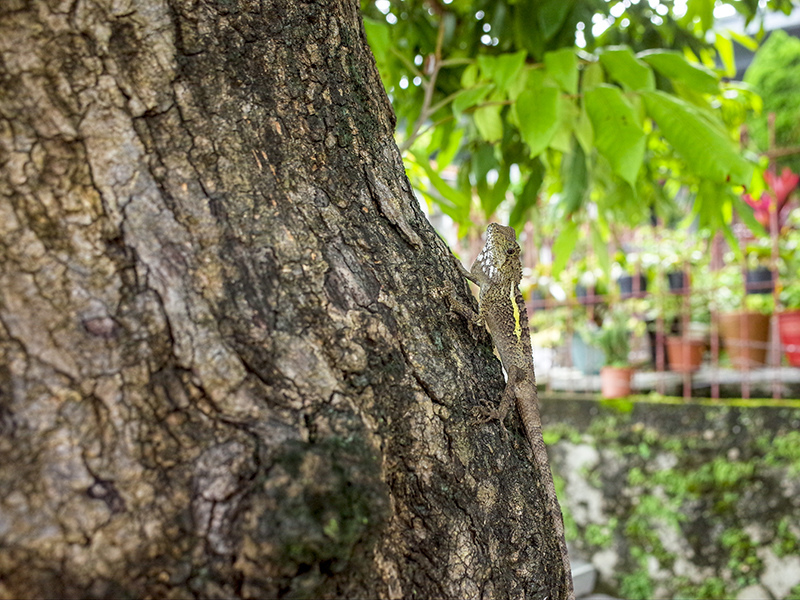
[[744, 239, 775, 295], [714, 264, 773, 370], [612, 251, 651, 299], [659, 286, 711, 373], [571, 309, 606, 375], [778, 282, 800, 366], [777, 222, 800, 366], [659, 297, 703, 372], [570, 257, 608, 307], [657, 230, 707, 294], [590, 305, 642, 398]]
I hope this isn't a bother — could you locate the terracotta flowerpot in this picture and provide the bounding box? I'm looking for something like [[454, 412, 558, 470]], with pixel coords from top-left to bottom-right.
[[717, 311, 771, 370], [600, 366, 633, 398], [665, 336, 705, 372], [778, 310, 800, 367]]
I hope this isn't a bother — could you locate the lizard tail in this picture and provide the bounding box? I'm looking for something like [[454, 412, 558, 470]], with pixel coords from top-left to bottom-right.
[[515, 382, 575, 600]]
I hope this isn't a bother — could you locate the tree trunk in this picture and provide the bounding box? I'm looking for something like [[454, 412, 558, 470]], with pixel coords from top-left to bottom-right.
[[0, 0, 570, 598]]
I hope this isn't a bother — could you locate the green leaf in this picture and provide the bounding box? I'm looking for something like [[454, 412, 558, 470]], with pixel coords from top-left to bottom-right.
[[590, 221, 610, 278], [461, 63, 479, 88], [641, 90, 753, 185], [474, 104, 503, 142], [539, 0, 574, 41], [516, 85, 561, 157], [637, 50, 719, 95], [410, 151, 471, 221], [687, 0, 714, 32], [509, 159, 545, 229], [714, 34, 736, 78], [559, 142, 588, 216], [728, 29, 759, 51], [507, 68, 530, 101], [513, 0, 544, 59], [582, 61, 605, 90], [552, 220, 579, 277], [477, 51, 527, 96], [732, 194, 767, 237], [479, 165, 510, 219], [431, 125, 463, 170], [585, 85, 645, 186], [575, 105, 594, 155], [452, 84, 493, 116], [550, 96, 578, 154], [472, 143, 498, 182], [598, 46, 655, 91], [363, 18, 391, 66], [545, 48, 578, 94]]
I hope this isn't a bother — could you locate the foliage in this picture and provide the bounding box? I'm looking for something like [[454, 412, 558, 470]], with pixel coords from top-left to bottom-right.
[[546, 399, 800, 598], [585, 518, 618, 549], [361, 0, 774, 263], [530, 305, 571, 349], [586, 304, 642, 366], [779, 209, 800, 309], [619, 552, 655, 600], [712, 263, 774, 314], [744, 30, 800, 173], [675, 576, 728, 599]]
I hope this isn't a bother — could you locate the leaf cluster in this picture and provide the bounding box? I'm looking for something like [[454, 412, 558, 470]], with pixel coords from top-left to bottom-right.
[[362, 0, 765, 260], [744, 30, 800, 173]]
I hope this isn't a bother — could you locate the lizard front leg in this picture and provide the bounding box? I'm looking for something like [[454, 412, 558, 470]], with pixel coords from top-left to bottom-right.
[[475, 364, 521, 432], [440, 279, 485, 336]]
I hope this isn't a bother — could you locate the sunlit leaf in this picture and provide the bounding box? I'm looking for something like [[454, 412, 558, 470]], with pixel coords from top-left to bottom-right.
[[641, 90, 753, 185], [410, 151, 471, 221], [637, 49, 719, 95], [687, 0, 715, 32], [550, 96, 578, 153], [590, 221, 610, 277], [432, 126, 464, 170], [363, 18, 391, 65], [452, 84, 493, 116], [582, 61, 605, 90], [509, 159, 545, 229], [575, 105, 594, 155], [515, 85, 561, 157], [552, 220, 579, 277], [727, 29, 759, 51], [477, 51, 527, 96], [714, 34, 736, 77], [461, 63, 479, 87], [545, 48, 578, 94], [585, 84, 645, 186], [598, 46, 655, 91]]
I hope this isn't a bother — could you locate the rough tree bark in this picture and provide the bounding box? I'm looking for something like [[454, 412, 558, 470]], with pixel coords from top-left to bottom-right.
[[0, 0, 570, 598]]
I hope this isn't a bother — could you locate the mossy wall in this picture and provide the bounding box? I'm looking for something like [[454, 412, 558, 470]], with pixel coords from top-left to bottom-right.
[[541, 396, 800, 599]]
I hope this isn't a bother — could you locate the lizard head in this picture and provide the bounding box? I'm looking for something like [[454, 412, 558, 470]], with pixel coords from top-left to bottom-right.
[[472, 223, 521, 282]]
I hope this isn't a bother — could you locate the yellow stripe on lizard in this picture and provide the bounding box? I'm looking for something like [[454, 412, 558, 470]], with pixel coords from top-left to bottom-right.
[[510, 281, 522, 343]]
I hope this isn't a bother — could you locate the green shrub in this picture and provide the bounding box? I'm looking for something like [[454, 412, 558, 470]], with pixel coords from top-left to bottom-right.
[[745, 30, 800, 172]]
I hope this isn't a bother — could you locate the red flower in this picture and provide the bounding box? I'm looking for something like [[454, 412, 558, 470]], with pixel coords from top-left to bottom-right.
[[743, 168, 798, 229], [765, 167, 800, 208], [743, 192, 771, 227]]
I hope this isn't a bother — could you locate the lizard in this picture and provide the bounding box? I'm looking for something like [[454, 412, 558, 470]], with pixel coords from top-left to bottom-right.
[[447, 223, 575, 600]]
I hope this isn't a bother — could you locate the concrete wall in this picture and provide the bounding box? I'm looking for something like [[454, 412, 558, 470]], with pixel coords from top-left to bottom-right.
[[541, 396, 800, 599]]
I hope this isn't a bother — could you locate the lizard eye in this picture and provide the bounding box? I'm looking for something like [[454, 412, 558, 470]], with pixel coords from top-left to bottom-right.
[[506, 248, 516, 255]]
